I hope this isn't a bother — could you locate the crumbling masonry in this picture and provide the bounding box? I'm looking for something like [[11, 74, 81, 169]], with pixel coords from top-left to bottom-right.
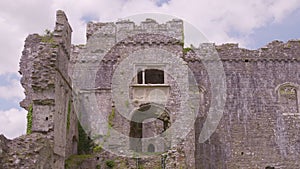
[[0, 10, 300, 169]]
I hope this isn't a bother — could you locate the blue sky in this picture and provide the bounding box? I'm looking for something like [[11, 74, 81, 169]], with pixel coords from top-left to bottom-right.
[[235, 8, 300, 49], [0, 0, 299, 139]]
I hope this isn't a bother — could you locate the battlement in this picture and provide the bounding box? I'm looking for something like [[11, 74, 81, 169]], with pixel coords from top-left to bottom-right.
[[183, 39, 300, 62], [86, 18, 183, 43]]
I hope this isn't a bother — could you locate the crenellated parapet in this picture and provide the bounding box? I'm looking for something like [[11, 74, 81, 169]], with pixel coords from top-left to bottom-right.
[[86, 18, 183, 44], [182, 40, 300, 62]]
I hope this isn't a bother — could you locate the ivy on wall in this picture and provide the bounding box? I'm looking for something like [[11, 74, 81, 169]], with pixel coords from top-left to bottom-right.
[[103, 107, 115, 143], [183, 47, 192, 55], [108, 107, 115, 128], [77, 120, 94, 154], [66, 99, 71, 132], [26, 104, 33, 134], [65, 154, 93, 169], [77, 107, 115, 154], [106, 160, 115, 168]]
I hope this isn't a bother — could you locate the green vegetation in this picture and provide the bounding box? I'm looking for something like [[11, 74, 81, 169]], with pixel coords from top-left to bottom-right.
[[102, 107, 116, 143], [105, 160, 115, 168], [108, 107, 115, 127], [138, 165, 145, 169], [125, 100, 129, 108], [280, 88, 296, 95], [93, 145, 103, 153], [41, 29, 54, 43], [179, 41, 184, 47], [183, 47, 192, 54], [66, 99, 71, 131], [78, 121, 94, 154], [40, 29, 59, 48], [26, 104, 33, 134], [99, 109, 113, 146], [65, 154, 93, 169], [180, 29, 184, 47]]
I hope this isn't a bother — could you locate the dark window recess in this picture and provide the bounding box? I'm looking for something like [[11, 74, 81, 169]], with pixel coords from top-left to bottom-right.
[[265, 166, 275, 169], [147, 144, 155, 152], [137, 71, 143, 84], [137, 69, 164, 84], [145, 69, 164, 84]]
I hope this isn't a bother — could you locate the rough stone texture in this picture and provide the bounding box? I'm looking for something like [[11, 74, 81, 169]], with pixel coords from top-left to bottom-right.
[[52, 10, 78, 168], [0, 133, 54, 169], [3, 10, 299, 169], [17, 10, 78, 168], [65, 151, 164, 169], [70, 18, 190, 164], [0, 134, 10, 164], [189, 41, 300, 169], [70, 20, 300, 168]]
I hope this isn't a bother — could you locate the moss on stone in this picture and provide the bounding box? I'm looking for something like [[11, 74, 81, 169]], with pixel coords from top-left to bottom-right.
[[125, 100, 129, 108], [66, 99, 71, 131], [108, 107, 115, 127], [183, 47, 192, 54], [65, 154, 93, 169], [92, 145, 103, 153], [78, 121, 94, 154], [40, 29, 55, 44], [26, 104, 33, 134], [105, 160, 115, 168]]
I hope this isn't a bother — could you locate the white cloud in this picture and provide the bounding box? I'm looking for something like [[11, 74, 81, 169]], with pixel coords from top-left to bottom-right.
[[0, 0, 56, 75], [0, 78, 24, 101], [156, 0, 300, 46], [269, 0, 300, 22], [0, 108, 27, 139], [50, 0, 300, 46], [0, 0, 299, 72]]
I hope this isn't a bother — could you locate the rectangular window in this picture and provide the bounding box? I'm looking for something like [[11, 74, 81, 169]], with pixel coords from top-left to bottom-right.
[[137, 69, 164, 84]]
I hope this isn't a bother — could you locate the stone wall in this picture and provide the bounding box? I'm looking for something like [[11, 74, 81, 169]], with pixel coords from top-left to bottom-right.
[[0, 133, 54, 169], [52, 11, 77, 168], [18, 10, 78, 168], [19, 34, 56, 135], [189, 41, 300, 168], [70, 17, 300, 168], [13, 11, 300, 169]]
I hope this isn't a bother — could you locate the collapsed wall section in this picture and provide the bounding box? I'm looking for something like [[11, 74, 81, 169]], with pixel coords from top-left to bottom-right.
[[19, 10, 77, 168], [19, 34, 56, 134]]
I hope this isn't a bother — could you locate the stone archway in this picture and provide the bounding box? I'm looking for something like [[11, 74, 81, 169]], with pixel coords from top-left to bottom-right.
[[129, 103, 170, 152], [147, 144, 155, 152]]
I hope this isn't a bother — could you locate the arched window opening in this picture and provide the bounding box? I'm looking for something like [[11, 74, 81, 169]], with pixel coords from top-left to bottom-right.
[[129, 104, 170, 152], [276, 83, 299, 114], [147, 144, 155, 152]]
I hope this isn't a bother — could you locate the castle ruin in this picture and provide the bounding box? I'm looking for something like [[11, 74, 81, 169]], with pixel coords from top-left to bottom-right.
[[0, 10, 300, 169]]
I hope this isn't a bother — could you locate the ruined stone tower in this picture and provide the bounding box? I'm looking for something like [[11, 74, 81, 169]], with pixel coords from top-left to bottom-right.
[[18, 11, 78, 168], [0, 10, 299, 169]]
